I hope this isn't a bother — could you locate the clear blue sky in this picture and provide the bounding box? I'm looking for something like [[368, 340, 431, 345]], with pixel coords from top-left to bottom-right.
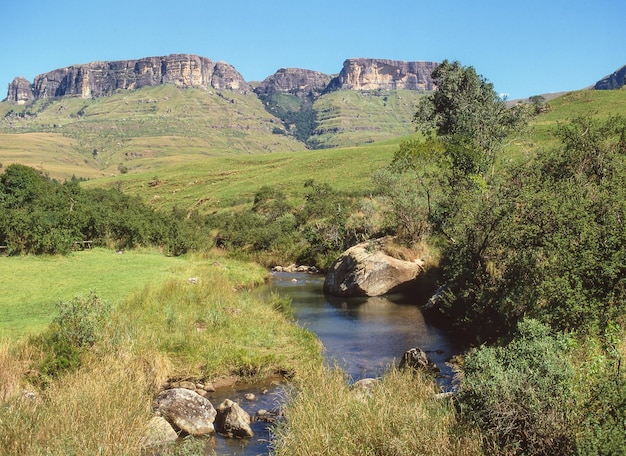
[[2, 0, 624, 100]]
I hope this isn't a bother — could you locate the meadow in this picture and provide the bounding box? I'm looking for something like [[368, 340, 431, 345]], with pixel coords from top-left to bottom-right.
[[0, 248, 190, 339]]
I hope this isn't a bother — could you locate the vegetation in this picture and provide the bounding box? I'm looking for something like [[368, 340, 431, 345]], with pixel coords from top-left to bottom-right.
[[0, 163, 207, 256], [272, 366, 482, 456], [2, 58, 626, 454], [0, 251, 320, 455]]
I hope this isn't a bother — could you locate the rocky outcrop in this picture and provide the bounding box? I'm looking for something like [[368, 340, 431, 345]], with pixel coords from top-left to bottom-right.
[[595, 64, 626, 90], [153, 387, 217, 436], [6, 54, 250, 102], [323, 237, 425, 297], [326, 58, 437, 92], [254, 68, 332, 100], [6, 77, 35, 105], [5, 55, 439, 104]]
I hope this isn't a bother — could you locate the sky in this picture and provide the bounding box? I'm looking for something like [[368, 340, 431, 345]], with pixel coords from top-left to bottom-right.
[[1, 0, 624, 101]]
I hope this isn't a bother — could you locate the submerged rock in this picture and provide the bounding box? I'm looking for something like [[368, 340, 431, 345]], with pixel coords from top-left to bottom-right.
[[215, 399, 254, 438], [398, 347, 439, 374]]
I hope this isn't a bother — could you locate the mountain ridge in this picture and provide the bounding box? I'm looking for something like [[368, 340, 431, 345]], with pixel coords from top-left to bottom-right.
[[5, 54, 439, 104]]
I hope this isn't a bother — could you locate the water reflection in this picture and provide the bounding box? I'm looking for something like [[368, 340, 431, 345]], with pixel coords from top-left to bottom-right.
[[270, 272, 460, 383]]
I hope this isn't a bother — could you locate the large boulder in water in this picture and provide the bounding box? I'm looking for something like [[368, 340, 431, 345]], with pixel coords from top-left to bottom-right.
[[323, 237, 424, 297]]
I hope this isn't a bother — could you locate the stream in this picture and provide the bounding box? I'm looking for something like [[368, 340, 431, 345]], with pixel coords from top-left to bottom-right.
[[205, 271, 461, 455]]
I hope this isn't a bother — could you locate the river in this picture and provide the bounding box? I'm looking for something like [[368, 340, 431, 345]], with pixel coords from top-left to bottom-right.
[[205, 271, 461, 455]]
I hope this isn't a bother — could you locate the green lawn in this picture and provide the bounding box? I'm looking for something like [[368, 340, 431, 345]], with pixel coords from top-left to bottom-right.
[[0, 248, 189, 339]]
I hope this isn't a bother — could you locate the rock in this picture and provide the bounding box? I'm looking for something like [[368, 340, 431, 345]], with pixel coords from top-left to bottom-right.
[[323, 237, 424, 297], [141, 416, 179, 448], [254, 68, 331, 101], [595, 64, 626, 90], [350, 377, 379, 401], [214, 399, 254, 438], [6, 77, 34, 105], [154, 388, 217, 436], [398, 348, 439, 374], [6, 54, 250, 103], [326, 58, 438, 92], [244, 393, 256, 401]]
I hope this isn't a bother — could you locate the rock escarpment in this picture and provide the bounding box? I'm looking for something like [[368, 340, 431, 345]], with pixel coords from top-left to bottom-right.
[[254, 68, 332, 100], [6, 54, 250, 102], [594, 64, 626, 90], [326, 58, 437, 92]]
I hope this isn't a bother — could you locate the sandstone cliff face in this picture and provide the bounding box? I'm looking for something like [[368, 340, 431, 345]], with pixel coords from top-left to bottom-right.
[[6, 55, 439, 105], [254, 68, 332, 100], [7, 54, 250, 102], [6, 77, 35, 105], [595, 64, 626, 90], [326, 58, 437, 92]]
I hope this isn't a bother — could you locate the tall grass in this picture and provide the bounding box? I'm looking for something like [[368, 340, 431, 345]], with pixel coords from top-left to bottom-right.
[[271, 366, 481, 456], [0, 351, 155, 456], [0, 249, 322, 455]]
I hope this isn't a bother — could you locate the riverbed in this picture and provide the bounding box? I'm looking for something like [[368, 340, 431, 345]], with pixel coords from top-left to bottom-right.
[[207, 271, 460, 455]]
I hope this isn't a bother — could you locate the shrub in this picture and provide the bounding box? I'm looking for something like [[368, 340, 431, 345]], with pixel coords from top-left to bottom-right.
[[458, 319, 576, 455], [34, 292, 111, 382]]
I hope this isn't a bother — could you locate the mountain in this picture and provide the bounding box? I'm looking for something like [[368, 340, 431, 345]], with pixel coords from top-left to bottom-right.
[[594, 64, 626, 90], [1, 55, 437, 166], [6, 54, 249, 104]]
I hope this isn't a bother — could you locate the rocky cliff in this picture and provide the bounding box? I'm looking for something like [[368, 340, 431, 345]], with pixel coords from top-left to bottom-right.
[[6, 54, 250, 102], [5, 55, 440, 108], [594, 64, 626, 90], [254, 68, 332, 100], [325, 58, 437, 92]]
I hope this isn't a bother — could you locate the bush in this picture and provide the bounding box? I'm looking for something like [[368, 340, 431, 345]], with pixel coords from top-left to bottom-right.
[[458, 319, 576, 455], [34, 292, 111, 382]]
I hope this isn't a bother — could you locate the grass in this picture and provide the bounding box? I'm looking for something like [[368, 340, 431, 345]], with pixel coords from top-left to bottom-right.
[[271, 366, 482, 456], [0, 248, 194, 339], [313, 89, 426, 148], [81, 134, 413, 215], [0, 248, 321, 455]]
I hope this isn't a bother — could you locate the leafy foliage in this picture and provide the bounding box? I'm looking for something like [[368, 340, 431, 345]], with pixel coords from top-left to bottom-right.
[[437, 115, 626, 339], [458, 319, 576, 455], [413, 60, 530, 173], [34, 292, 111, 383], [0, 164, 203, 255]]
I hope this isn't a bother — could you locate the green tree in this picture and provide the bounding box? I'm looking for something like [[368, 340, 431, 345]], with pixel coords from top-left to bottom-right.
[[413, 60, 529, 176]]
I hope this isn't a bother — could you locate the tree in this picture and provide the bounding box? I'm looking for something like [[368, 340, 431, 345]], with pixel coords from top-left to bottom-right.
[[413, 60, 529, 176]]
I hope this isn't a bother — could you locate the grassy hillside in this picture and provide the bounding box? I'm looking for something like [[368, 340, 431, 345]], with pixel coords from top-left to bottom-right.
[[0, 85, 306, 179], [82, 135, 412, 213], [506, 88, 626, 160], [312, 89, 426, 148]]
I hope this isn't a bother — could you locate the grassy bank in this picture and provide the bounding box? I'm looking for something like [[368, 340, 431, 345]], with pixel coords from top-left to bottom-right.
[[272, 366, 481, 456], [0, 248, 321, 455]]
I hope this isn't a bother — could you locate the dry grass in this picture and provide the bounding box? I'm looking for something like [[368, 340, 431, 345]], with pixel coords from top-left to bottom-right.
[[0, 351, 155, 456], [271, 366, 482, 456]]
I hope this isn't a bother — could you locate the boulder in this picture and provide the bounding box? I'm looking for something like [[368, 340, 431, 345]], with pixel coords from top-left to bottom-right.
[[154, 388, 216, 436], [398, 348, 439, 374], [214, 399, 254, 438], [323, 238, 424, 297], [141, 416, 179, 448]]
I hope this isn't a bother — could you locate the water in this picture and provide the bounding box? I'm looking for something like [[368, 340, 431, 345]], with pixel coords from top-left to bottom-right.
[[269, 271, 460, 383], [205, 271, 460, 455]]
